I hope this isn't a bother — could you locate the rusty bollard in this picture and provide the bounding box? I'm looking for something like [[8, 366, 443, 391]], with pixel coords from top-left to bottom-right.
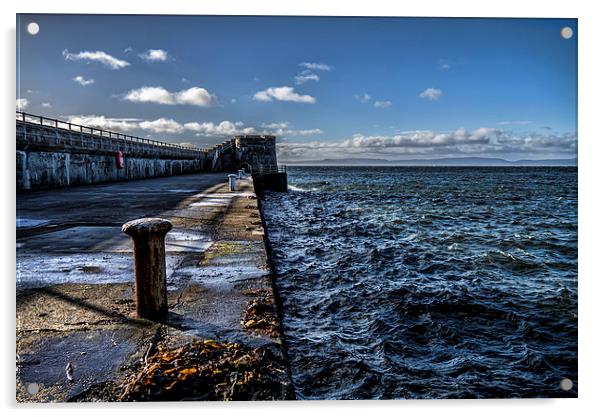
[[122, 218, 172, 321]]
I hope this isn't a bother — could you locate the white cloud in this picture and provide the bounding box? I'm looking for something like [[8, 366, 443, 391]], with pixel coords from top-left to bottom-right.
[[139, 118, 184, 133], [261, 122, 289, 129], [354, 93, 372, 103], [299, 62, 333, 71], [66, 115, 140, 131], [73, 75, 95, 86], [256, 122, 323, 137], [295, 72, 320, 84], [62, 49, 130, 70], [441, 63, 450, 70], [498, 120, 532, 126], [419, 88, 443, 101], [374, 100, 392, 108], [231, 98, 237, 103], [288, 128, 324, 136], [140, 49, 168, 62], [184, 121, 249, 136], [41, 102, 52, 108], [123, 86, 217, 107], [64, 113, 323, 143], [176, 87, 217, 106], [253, 86, 316, 104], [16, 98, 29, 110], [124, 86, 174, 104]]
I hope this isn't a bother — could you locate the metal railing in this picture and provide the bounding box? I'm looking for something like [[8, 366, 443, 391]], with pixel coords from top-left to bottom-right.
[[256, 164, 287, 174], [16, 111, 210, 154]]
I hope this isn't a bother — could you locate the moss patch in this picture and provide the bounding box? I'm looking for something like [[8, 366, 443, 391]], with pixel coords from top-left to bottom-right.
[[198, 241, 247, 266]]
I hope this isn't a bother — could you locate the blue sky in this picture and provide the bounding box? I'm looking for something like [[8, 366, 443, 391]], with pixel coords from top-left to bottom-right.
[[16, 15, 577, 161]]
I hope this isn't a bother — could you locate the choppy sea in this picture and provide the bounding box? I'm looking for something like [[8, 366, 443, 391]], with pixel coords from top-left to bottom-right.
[[262, 166, 577, 399]]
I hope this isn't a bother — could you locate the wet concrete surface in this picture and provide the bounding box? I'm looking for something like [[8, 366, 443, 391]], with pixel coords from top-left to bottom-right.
[[16, 173, 291, 401]]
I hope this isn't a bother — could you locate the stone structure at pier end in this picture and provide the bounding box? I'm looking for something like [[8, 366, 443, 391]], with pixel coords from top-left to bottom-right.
[[218, 135, 288, 192]]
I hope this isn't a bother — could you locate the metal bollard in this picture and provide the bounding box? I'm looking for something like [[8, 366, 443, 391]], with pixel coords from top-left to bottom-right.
[[122, 218, 172, 321], [238, 169, 243, 179], [228, 174, 237, 192]]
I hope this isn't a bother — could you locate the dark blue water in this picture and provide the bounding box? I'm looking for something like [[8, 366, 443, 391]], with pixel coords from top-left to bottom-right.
[[262, 166, 577, 399]]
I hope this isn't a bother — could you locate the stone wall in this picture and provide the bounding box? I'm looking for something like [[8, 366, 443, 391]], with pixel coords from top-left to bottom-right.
[[16, 117, 284, 191], [17, 150, 205, 191]]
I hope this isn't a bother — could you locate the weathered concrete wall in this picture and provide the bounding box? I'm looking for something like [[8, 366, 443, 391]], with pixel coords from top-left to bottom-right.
[[16, 116, 284, 191], [18, 150, 204, 191]]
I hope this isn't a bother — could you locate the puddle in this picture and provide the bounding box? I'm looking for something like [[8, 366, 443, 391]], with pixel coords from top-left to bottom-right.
[[193, 193, 236, 198], [165, 230, 212, 252], [177, 264, 269, 291], [189, 201, 229, 207], [16, 253, 184, 289], [167, 189, 199, 193], [17, 329, 139, 398], [17, 226, 212, 254]]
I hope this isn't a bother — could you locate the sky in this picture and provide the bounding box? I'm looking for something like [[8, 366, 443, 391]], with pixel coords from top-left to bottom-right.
[[16, 15, 577, 162]]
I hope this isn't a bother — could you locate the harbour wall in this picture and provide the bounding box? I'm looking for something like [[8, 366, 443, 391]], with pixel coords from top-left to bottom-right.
[[16, 150, 205, 190], [16, 112, 287, 192]]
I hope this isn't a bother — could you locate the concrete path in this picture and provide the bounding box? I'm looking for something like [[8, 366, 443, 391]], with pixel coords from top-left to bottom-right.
[[16, 173, 291, 401]]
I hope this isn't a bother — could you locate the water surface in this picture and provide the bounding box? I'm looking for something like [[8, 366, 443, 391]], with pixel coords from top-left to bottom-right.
[[262, 166, 577, 399]]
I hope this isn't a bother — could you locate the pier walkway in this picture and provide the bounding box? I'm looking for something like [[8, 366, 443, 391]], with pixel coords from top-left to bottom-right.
[[16, 173, 292, 401]]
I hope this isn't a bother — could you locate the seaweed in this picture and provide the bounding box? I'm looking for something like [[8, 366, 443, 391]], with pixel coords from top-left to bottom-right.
[[241, 290, 280, 338], [117, 339, 292, 401]]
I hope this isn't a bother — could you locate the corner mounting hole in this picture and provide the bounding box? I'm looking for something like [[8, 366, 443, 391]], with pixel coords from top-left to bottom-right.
[[27, 22, 40, 36], [559, 378, 573, 391], [26, 382, 40, 395], [561, 26, 573, 39]]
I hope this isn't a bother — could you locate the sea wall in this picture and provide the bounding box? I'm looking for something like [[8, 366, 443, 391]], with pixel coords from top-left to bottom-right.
[[16, 115, 286, 192], [16, 118, 211, 191], [16, 150, 205, 190]]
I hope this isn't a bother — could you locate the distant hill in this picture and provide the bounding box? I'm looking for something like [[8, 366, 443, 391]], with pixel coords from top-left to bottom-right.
[[283, 157, 577, 166]]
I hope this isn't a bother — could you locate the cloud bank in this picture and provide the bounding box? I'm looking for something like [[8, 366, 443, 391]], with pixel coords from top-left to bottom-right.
[[276, 128, 577, 161], [65, 114, 323, 140]]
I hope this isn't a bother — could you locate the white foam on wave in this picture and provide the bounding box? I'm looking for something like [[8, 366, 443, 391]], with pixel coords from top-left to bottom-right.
[[288, 184, 318, 192]]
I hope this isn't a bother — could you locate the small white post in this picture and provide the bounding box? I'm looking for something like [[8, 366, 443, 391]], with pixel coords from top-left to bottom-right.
[[228, 174, 238, 192]]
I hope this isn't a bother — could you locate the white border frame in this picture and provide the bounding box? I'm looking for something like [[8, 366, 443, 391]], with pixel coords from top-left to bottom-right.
[[3, 1, 599, 416]]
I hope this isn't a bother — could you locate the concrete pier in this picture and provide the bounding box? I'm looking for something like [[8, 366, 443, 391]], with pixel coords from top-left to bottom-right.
[[16, 173, 293, 401]]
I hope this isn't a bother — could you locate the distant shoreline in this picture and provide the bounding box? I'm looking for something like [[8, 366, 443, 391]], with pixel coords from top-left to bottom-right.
[[281, 157, 577, 167], [283, 164, 578, 167]]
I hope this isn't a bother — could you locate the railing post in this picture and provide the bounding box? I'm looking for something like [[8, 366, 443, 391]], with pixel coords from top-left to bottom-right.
[[122, 218, 172, 321]]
